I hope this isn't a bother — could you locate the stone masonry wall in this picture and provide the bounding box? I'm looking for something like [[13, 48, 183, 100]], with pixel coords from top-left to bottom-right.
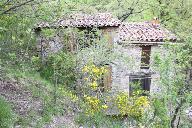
[[36, 27, 118, 57], [111, 44, 166, 94], [111, 44, 142, 93], [36, 28, 166, 94]]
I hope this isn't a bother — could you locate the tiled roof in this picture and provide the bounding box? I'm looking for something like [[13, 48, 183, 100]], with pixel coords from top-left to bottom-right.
[[118, 22, 177, 42], [35, 13, 121, 29], [35, 14, 177, 42]]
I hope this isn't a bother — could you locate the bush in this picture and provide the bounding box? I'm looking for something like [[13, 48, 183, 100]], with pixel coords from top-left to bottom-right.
[[0, 97, 15, 128], [151, 98, 170, 127], [75, 112, 124, 128], [39, 52, 76, 88]]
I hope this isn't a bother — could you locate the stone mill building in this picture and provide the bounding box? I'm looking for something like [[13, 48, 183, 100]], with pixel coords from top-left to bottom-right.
[[34, 13, 177, 95]]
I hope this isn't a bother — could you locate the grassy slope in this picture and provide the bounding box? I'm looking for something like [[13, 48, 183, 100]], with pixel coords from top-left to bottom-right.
[[0, 67, 78, 128], [1, 67, 126, 128], [0, 96, 15, 128]]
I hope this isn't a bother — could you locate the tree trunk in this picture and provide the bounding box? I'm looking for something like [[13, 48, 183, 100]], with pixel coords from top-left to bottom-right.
[[171, 100, 183, 128]]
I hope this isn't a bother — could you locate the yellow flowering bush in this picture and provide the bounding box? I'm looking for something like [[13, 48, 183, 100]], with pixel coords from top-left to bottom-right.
[[82, 66, 89, 72], [82, 63, 108, 90], [135, 96, 149, 108], [101, 104, 108, 109], [83, 95, 109, 115], [90, 81, 98, 90], [115, 92, 150, 119], [81, 63, 110, 115], [115, 92, 130, 115], [84, 95, 100, 115], [81, 63, 150, 119], [82, 64, 107, 77]]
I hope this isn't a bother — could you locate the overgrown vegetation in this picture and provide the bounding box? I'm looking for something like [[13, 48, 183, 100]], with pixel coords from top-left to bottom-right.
[[0, 96, 15, 128], [0, 0, 192, 128]]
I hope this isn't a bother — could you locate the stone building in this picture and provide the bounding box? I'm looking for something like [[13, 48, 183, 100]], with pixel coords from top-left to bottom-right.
[[112, 21, 177, 94], [34, 13, 177, 94], [34, 13, 121, 57]]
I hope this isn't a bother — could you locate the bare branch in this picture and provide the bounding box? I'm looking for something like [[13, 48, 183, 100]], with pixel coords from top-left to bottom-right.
[[1, 0, 35, 15], [117, 0, 148, 21], [118, 8, 134, 21], [0, 0, 11, 8]]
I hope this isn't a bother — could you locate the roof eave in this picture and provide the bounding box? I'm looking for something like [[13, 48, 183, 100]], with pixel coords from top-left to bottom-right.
[[118, 40, 179, 46]]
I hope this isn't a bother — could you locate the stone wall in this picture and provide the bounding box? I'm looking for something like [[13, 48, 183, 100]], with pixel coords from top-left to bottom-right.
[[36, 27, 119, 57], [36, 27, 166, 94], [37, 35, 64, 58], [111, 44, 142, 93], [36, 29, 65, 58], [111, 44, 166, 94]]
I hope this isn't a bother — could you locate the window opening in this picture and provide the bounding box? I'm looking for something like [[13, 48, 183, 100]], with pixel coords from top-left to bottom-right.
[[140, 46, 151, 69], [129, 75, 151, 96]]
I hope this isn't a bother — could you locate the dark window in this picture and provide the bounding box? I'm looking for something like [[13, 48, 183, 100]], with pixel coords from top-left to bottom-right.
[[129, 75, 151, 96], [141, 46, 151, 69]]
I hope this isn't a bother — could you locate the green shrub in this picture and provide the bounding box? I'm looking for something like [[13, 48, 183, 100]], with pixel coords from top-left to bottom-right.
[[0, 97, 15, 128], [39, 52, 76, 88], [151, 98, 170, 127], [75, 112, 125, 128]]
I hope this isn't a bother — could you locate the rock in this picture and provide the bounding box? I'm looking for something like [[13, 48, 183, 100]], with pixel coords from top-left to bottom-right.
[[186, 107, 192, 121]]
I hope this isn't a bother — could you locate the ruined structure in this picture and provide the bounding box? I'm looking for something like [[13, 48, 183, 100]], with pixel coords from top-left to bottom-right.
[[112, 21, 176, 94], [34, 13, 177, 94], [35, 13, 121, 57]]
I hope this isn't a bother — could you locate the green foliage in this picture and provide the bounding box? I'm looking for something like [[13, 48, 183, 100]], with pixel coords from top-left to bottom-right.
[[151, 37, 192, 127], [1, 0, 192, 127], [40, 52, 76, 87], [4, 67, 79, 127], [151, 98, 170, 127], [76, 112, 124, 128], [0, 97, 15, 128], [77, 38, 115, 67], [31, 56, 41, 71], [41, 29, 56, 38]]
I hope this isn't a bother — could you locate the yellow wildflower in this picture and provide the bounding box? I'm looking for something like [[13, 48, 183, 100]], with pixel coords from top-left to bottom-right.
[[92, 67, 100, 74], [102, 105, 108, 109], [82, 66, 88, 72], [86, 96, 91, 100], [90, 81, 98, 90], [84, 77, 88, 81], [136, 96, 149, 107]]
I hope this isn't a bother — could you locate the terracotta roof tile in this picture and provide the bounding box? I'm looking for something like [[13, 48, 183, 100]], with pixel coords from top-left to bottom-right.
[[35, 14, 177, 42], [35, 13, 121, 29], [118, 22, 177, 42]]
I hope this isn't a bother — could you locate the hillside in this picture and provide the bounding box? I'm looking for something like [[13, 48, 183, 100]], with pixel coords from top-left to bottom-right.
[[1, 0, 192, 128]]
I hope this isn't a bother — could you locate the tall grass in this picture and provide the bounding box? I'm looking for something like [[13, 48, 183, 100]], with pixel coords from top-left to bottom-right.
[[0, 96, 15, 128]]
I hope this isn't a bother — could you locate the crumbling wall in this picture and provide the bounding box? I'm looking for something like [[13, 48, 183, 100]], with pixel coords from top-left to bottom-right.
[[36, 27, 119, 58], [111, 44, 141, 93], [111, 44, 166, 94]]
